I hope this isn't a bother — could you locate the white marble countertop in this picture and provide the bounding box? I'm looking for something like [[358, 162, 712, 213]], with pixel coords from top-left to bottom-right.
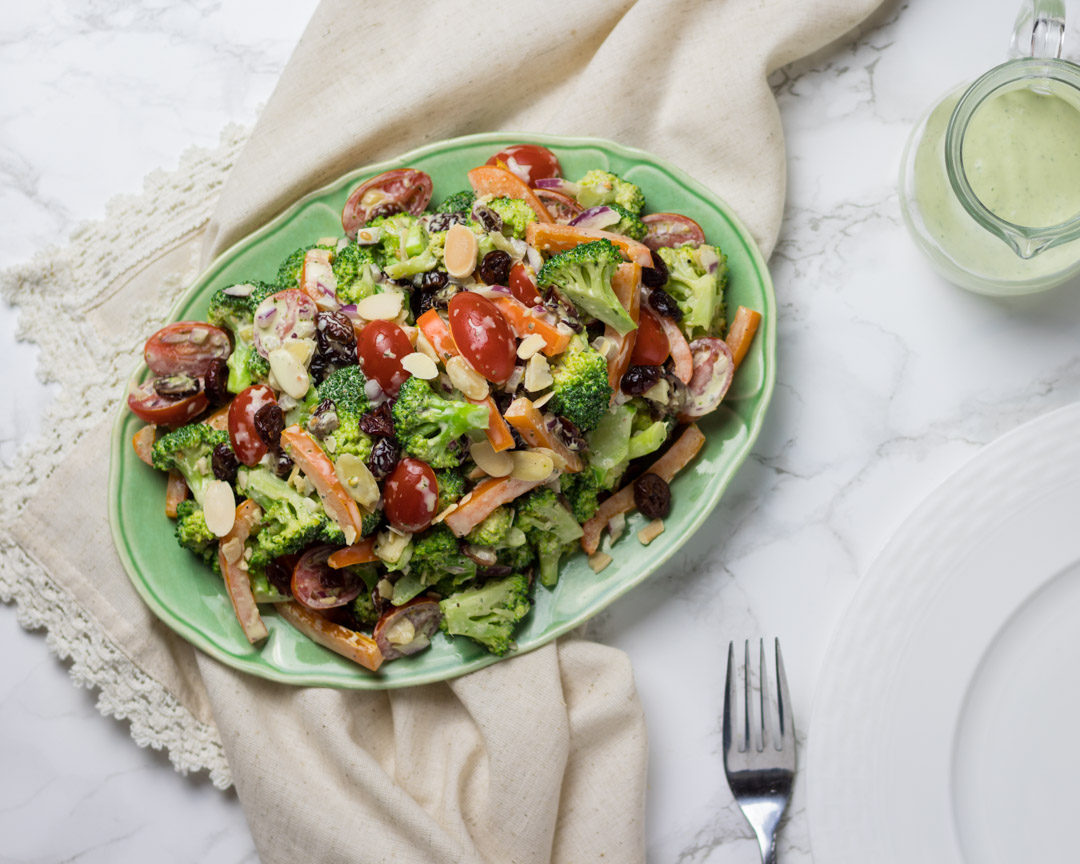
[[4, 1, 1080, 862]]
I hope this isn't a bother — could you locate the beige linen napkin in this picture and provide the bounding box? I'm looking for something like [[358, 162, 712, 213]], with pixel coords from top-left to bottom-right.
[[0, 0, 881, 861]]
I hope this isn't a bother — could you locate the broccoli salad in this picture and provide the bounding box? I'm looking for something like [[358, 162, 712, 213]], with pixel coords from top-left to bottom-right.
[[128, 143, 762, 672]]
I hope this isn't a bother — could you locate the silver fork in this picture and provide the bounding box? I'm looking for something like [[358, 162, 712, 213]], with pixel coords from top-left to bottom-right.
[[722, 639, 796, 864]]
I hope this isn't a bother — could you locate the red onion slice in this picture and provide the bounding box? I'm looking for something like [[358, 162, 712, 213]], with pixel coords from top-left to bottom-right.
[[569, 205, 621, 231], [534, 177, 580, 197]]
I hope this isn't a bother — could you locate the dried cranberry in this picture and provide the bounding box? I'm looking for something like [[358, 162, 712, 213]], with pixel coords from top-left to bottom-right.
[[203, 359, 230, 406], [254, 404, 285, 449], [427, 212, 467, 233], [311, 310, 358, 384], [642, 250, 670, 288], [273, 450, 294, 479], [472, 205, 503, 233], [265, 559, 294, 597], [359, 402, 395, 438], [368, 437, 400, 480], [633, 473, 671, 520], [421, 270, 449, 291], [621, 365, 662, 396], [211, 443, 239, 483], [478, 250, 512, 286], [648, 287, 682, 322], [153, 374, 200, 399]]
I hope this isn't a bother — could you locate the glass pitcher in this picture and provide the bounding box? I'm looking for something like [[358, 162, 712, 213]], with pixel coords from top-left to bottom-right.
[[899, 0, 1080, 295]]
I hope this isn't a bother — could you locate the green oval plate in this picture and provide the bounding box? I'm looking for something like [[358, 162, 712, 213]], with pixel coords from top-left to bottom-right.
[[108, 133, 776, 689]]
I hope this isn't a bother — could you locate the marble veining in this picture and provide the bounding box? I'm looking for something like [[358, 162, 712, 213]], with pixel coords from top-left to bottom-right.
[[4, 0, 1080, 862]]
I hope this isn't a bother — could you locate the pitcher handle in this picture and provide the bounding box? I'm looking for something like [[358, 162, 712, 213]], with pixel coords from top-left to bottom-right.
[[1010, 0, 1066, 58]]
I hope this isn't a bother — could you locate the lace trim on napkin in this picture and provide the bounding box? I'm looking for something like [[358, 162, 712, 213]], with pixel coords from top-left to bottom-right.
[[0, 124, 251, 790]]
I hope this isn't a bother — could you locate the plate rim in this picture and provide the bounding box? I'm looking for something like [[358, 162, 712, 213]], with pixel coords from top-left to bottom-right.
[[107, 131, 777, 689], [806, 401, 1080, 861]]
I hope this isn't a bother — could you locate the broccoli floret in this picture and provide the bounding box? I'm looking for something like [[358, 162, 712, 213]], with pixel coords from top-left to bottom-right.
[[391, 376, 489, 468], [435, 469, 466, 512], [151, 423, 230, 505], [275, 243, 332, 289], [436, 190, 476, 214], [575, 169, 645, 215], [394, 524, 476, 605], [315, 366, 375, 462], [207, 282, 274, 393], [560, 469, 600, 523], [349, 591, 380, 628], [537, 239, 636, 335], [497, 541, 536, 574], [655, 243, 728, 335], [547, 338, 612, 432], [174, 499, 217, 567], [367, 212, 422, 268], [332, 243, 379, 304], [515, 488, 584, 587], [605, 203, 647, 241], [237, 466, 324, 566], [439, 573, 532, 656], [486, 197, 537, 239], [465, 506, 514, 547], [316, 510, 382, 546], [361, 510, 383, 538]]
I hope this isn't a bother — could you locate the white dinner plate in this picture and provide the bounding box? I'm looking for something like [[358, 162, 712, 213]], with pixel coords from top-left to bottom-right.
[[807, 402, 1080, 864]]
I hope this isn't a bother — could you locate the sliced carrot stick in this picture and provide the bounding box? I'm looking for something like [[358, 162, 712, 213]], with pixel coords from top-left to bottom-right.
[[606, 263, 642, 395], [327, 539, 378, 569], [165, 471, 189, 518], [444, 476, 547, 537], [526, 222, 653, 268], [203, 404, 230, 431], [218, 499, 268, 643], [467, 165, 553, 223], [276, 601, 383, 672], [281, 425, 365, 543], [417, 309, 458, 363], [491, 296, 572, 357], [581, 424, 706, 555], [470, 396, 516, 453], [725, 306, 762, 372], [656, 314, 693, 384], [503, 396, 583, 473], [133, 424, 156, 466]]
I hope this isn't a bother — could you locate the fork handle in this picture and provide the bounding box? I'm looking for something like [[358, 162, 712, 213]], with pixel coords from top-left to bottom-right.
[[754, 826, 778, 864]]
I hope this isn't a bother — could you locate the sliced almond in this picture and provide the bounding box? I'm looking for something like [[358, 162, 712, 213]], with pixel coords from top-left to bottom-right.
[[433, 501, 459, 524], [642, 379, 670, 404], [204, 480, 236, 537], [532, 391, 554, 410], [637, 518, 665, 546], [524, 353, 553, 392], [532, 446, 567, 472], [283, 337, 315, 367], [607, 512, 626, 544], [415, 330, 440, 364], [401, 352, 439, 380], [376, 578, 395, 599], [446, 355, 489, 400], [357, 291, 404, 321], [444, 223, 479, 278], [221, 537, 244, 565], [471, 439, 514, 478], [516, 333, 547, 360], [588, 552, 613, 573], [267, 347, 311, 400], [334, 453, 380, 510], [510, 450, 554, 482]]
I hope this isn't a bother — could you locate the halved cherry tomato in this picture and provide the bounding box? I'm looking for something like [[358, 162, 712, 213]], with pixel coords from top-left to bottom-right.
[[291, 546, 364, 610], [342, 169, 434, 237], [485, 144, 561, 185], [384, 457, 439, 534], [128, 379, 208, 426], [228, 384, 276, 466], [252, 289, 317, 358], [630, 307, 669, 366], [641, 213, 706, 251], [448, 292, 517, 384], [144, 322, 231, 377], [508, 262, 542, 306], [534, 189, 583, 224], [357, 319, 412, 398]]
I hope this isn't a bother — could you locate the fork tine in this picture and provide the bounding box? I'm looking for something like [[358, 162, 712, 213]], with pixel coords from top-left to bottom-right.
[[758, 638, 770, 752], [775, 638, 793, 749], [743, 639, 754, 752], [722, 641, 735, 753]]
